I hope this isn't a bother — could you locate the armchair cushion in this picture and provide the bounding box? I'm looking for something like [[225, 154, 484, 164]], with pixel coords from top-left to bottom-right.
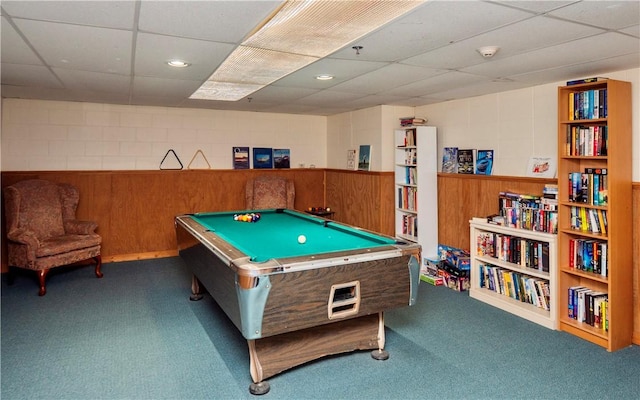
[[7, 181, 65, 240], [64, 220, 99, 235], [36, 234, 102, 258], [245, 176, 295, 210]]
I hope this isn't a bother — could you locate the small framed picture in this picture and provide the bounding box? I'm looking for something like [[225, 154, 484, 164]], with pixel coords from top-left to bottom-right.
[[527, 156, 557, 178], [232, 146, 250, 169], [253, 148, 273, 169], [273, 148, 291, 169], [358, 145, 371, 171]]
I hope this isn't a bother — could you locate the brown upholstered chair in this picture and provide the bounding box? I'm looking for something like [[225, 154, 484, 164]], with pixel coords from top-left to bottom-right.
[[245, 175, 295, 210], [3, 179, 103, 296]]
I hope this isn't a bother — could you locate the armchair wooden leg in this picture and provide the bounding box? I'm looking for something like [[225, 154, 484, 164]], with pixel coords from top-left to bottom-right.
[[190, 275, 203, 301], [6, 267, 16, 286], [93, 255, 103, 278], [38, 269, 49, 296]]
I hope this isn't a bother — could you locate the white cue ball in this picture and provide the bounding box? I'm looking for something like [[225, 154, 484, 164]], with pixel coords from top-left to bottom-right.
[[297, 234, 307, 244]]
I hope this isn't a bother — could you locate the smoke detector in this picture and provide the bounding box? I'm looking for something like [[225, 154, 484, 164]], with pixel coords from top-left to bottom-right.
[[477, 46, 500, 58]]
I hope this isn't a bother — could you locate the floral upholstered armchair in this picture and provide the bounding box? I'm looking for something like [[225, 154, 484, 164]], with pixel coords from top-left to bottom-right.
[[245, 176, 295, 210], [3, 179, 103, 296]]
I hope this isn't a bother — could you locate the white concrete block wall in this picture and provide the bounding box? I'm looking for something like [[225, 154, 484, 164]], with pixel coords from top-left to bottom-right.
[[0, 100, 327, 171], [2, 67, 638, 178], [416, 68, 640, 180], [325, 105, 413, 171]]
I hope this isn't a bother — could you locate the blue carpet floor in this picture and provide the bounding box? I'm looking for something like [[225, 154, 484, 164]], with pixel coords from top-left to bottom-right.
[[2, 258, 639, 399]]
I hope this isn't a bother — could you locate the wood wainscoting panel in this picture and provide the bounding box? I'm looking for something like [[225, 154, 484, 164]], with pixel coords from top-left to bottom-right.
[[325, 169, 394, 236], [379, 172, 395, 238], [1, 170, 325, 270], [437, 173, 557, 251], [633, 183, 640, 345]]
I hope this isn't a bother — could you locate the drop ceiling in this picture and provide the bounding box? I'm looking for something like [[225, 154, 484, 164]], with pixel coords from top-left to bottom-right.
[[1, 0, 639, 116]]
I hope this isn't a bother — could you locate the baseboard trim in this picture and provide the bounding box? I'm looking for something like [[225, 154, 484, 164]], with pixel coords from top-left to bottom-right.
[[103, 250, 178, 263]]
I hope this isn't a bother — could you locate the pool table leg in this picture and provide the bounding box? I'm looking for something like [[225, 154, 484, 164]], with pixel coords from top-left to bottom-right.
[[189, 274, 203, 301], [371, 312, 389, 360], [249, 381, 270, 396]]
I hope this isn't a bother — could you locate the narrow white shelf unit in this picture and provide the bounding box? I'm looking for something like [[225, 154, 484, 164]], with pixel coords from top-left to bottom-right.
[[394, 126, 438, 262], [469, 220, 558, 330]]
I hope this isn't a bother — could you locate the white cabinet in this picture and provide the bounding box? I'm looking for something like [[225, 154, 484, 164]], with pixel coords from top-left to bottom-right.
[[469, 220, 558, 330], [394, 126, 438, 262]]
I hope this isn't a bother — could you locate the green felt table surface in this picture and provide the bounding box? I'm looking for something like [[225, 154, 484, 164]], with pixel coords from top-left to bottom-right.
[[192, 209, 395, 262]]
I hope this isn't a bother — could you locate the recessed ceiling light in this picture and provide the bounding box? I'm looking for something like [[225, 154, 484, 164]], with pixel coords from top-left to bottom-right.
[[316, 74, 334, 80], [167, 60, 190, 68]]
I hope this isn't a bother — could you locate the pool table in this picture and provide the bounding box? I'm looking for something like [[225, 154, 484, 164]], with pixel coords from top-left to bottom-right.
[[175, 209, 421, 395]]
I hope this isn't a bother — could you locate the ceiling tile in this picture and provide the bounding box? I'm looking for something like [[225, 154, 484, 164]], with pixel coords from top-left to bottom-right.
[[132, 76, 202, 97], [248, 86, 321, 103], [1, 63, 62, 88], [329, 1, 535, 62], [273, 58, 388, 89], [619, 24, 640, 38], [262, 103, 326, 115], [0, 84, 129, 103], [54, 68, 131, 93], [329, 64, 446, 95], [511, 53, 640, 84], [548, 1, 640, 30], [491, 1, 576, 14], [339, 94, 412, 110], [138, 1, 281, 43], [296, 90, 367, 107], [403, 15, 604, 70], [134, 33, 235, 80], [1, 16, 42, 65], [386, 71, 487, 97], [1, 1, 638, 115], [425, 79, 531, 101], [461, 32, 640, 79], [1, 0, 135, 29], [13, 19, 132, 74]]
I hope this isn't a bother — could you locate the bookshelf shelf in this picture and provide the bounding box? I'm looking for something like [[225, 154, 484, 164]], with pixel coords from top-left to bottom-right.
[[474, 288, 552, 319], [557, 79, 632, 351], [469, 220, 558, 330], [474, 254, 551, 281], [394, 126, 438, 263]]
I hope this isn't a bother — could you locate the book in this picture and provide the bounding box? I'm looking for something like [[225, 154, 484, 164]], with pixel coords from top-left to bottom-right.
[[457, 149, 475, 174], [441, 147, 458, 173], [543, 183, 558, 199], [273, 148, 290, 168], [399, 116, 427, 127], [232, 146, 250, 169], [526, 156, 556, 178], [358, 145, 371, 171], [252, 147, 273, 169], [566, 77, 608, 86], [475, 149, 493, 175]]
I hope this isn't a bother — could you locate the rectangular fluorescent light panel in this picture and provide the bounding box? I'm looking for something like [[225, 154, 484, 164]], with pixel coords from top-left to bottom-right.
[[190, 0, 425, 101]]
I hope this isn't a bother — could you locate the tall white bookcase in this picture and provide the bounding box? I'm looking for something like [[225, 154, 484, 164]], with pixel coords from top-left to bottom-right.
[[394, 126, 438, 263]]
